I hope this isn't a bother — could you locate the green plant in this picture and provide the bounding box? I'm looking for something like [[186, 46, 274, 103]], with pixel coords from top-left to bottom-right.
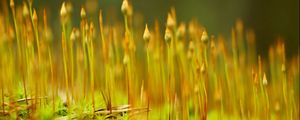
[[0, 0, 298, 119]]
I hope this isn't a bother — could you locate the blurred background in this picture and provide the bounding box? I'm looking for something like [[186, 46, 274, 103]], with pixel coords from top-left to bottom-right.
[[1, 0, 299, 57]]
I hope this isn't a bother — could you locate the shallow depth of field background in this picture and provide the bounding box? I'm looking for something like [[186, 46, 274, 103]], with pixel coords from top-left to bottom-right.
[[1, 0, 298, 57], [0, 0, 299, 119]]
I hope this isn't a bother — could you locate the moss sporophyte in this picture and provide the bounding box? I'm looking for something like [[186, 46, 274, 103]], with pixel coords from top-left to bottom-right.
[[0, 0, 298, 119]]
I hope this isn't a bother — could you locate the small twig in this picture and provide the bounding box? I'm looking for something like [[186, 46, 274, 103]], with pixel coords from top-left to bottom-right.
[[95, 107, 150, 115], [95, 104, 131, 112], [14, 96, 47, 103]]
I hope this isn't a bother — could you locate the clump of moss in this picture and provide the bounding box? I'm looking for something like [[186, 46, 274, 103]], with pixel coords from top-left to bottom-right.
[[0, 0, 298, 119]]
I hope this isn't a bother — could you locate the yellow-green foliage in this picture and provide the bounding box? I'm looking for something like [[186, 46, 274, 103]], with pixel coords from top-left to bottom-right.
[[0, 0, 299, 119]]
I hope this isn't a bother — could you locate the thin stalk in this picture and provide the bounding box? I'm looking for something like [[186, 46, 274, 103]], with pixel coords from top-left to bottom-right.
[[282, 66, 288, 119], [21, 62, 28, 107], [123, 12, 132, 106], [252, 77, 258, 118], [146, 46, 150, 120], [99, 11, 111, 110], [61, 26, 70, 107], [31, 12, 41, 61], [24, 39, 31, 109], [264, 86, 270, 119], [166, 36, 174, 119], [11, 0, 28, 109], [201, 74, 208, 119], [69, 37, 74, 101], [124, 15, 130, 37], [99, 10, 106, 62], [30, 8, 42, 110], [127, 56, 132, 104], [80, 20, 88, 98], [1, 70, 4, 114], [48, 47, 55, 113], [10, 2, 22, 62], [87, 31, 95, 116]]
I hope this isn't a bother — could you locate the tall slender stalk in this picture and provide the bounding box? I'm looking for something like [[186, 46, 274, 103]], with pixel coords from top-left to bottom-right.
[[48, 47, 55, 113], [60, 2, 70, 110], [1, 63, 4, 115], [165, 26, 174, 119], [87, 22, 96, 117], [11, 0, 29, 109], [122, 0, 134, 106], [61, 31, 69, 106]]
